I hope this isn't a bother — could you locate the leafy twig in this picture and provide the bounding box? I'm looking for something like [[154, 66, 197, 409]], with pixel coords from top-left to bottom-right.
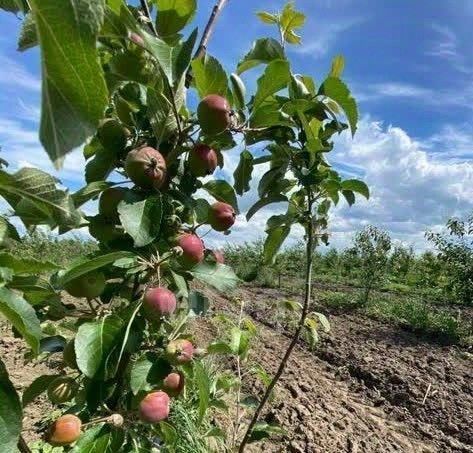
[[238, 191, 315, 452]]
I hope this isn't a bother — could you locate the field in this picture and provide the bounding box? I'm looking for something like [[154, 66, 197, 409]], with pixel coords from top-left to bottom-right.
[[4, 235, 472, 452]]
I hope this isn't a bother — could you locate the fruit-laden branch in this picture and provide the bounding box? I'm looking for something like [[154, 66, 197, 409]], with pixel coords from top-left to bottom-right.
[[194, 0, 229, 60], [238, 191, 315, 452]]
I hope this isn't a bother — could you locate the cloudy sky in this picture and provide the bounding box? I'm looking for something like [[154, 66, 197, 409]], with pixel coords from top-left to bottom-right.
[[1, 0, 472, 251]]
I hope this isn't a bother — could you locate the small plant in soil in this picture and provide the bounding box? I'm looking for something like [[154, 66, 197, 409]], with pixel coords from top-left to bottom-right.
[[0, 0, 367, 451]]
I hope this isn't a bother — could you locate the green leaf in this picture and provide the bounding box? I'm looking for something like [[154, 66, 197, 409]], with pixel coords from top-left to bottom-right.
[[18, 13, 38, 51], [246, 195, 288, 221], [256, 11, 278, 24], [0, 253, 59, 274], [75, 315, 124, 379], [230, 73, 246, 110], [264, 225, 291, 265], [207, 341, 233, 355], [29, 0, 109, 167], [143, 28, 198, 86], [230, 327, 250, 358], [0, 217, 20, 247], [191, 54, 228, 99], [9, 275, 57, 306], [130, 352, 171, 395], [329, 55, 345, 78], [233, 150, 254, 196], [85, 147, 118, 184], [71, 181, 114, 208], [237, 38, 285, 74], [253, 59, 290, 110], [320, 77, 358, 136], [156, 0, 196, 36], [297, 113, 323, 152], [0, 287, 41, 354], [342, 189, 355, 206], [341, 179, 369, 199], [189, 290, 209, 316], [203, 180, 239, 212], [191, 263, 239, 292], [0, 168, 82, 230], [248, 422, 285, 442], [0, 358, 22, 452], [22, 374, 61, 407], [194, 361, 210, 423], [118, 194, 163, 247], [280, 2, 305, 45], [71, 424, 124, 453], [58, 251, 136, 287], [0, 0, 25, 13]]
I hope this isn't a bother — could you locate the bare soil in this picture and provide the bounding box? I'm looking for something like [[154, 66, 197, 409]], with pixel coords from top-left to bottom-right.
[[1, 284, 472, 452]]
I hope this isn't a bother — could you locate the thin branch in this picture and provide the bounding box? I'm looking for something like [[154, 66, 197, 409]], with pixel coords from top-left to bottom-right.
[[186, 0, 230, 87], [238, 191, 315, 452], [18, 436, 32, 453], [139, 0, 158, 36]]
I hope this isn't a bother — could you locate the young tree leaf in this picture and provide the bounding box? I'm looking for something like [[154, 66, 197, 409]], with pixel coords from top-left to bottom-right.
[[230, 73, 246, 109], [28, 0, 109, 167], [248, 422, 286, 442], [263, 225, 291, 265], [246, 195, 288, 221], [118, 194, 163, 248], [0, 217, 20, 247], [18, 13, 38, 51], [0, 358, 22, 452], [130, 352, 172, 395], [22, 374, 61, 407], [190, 263, 239, 292], [0, 253, 59, 274], [256, 11, 278, 24], [342, 189, 355, 206], [71, 424, 125, 453], [0, 0, 25, 13], [0, 167, 83, 230], [0, 287, 42, 354], [194, 361, 210, 423], [191, 54, 228, 98], [233, 150, 254, 196], [71, 181, 115, 208], [143, 28, 198, 86], [203, 180, 239, 212], [253, 60, 290, 110], [75, 315, 124, 379], [237, 38, 285, 74], [189, 290, 210, 316], [156, 0, 196, 37], [280, 2, 306, 45], [85, 147, 118, 184], [58, 251, 136, 286], [329, 55, 345, 78], [341, 179, 370, 199], [320, 77, 358, 136]]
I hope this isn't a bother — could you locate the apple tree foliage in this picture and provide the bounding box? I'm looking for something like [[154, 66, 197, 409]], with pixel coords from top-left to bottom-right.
[[0, 0, 368, 451]]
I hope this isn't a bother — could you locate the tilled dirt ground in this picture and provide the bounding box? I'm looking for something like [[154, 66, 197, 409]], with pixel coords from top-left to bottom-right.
[[1, 284, 472, 452], [200, 285, 473, 453]]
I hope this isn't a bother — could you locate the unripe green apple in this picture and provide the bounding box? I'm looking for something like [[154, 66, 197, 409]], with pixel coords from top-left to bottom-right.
[[47, 376, 79, 404], [97, 118, 129, 152], [188, 144, 218, 177], [98, 187, 127, 223], [208, 202, 236, 231], [64, 271, 106, 299], [48, 414, 82, 446], [197, 94, 231, 135], [125, 146, 167, 190]]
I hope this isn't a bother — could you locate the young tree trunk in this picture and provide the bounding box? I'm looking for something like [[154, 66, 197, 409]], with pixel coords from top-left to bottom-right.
[[238, 197, 315, 452]]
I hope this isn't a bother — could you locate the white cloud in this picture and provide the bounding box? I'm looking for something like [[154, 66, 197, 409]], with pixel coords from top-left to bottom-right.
[[0, 54, 41, 92]]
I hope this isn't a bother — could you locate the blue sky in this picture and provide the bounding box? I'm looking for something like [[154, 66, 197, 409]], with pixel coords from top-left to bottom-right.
[[0, 1, 472, 250]]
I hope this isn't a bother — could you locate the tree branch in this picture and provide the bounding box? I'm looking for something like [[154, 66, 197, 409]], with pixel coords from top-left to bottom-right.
[[139, 0, 158, 36], [18, 436, 32, 453], [238, 191, 315, 452]]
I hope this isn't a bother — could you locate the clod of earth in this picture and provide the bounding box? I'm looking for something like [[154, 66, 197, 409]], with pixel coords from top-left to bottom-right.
[[188, 143, 218, 177], [47, 414, 82, 446], [209, 202, 236, 232], [143, 287, 177, 320], [139, 391, 170, 423], [166, 339, 195, 364], [197, 94, 231, 135], [64, 271, 106, 299], [125, 146, 167, 190]]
